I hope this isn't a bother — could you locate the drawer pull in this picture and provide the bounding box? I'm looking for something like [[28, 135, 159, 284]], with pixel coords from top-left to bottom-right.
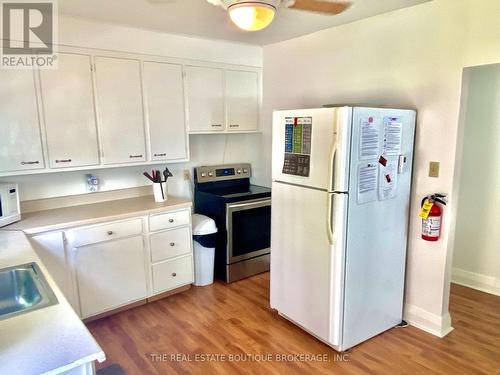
[[55, 159, 72, 163], [21, 160, 39, 165], [168, 219, 174, 223], [129, 154, 143, 159], [170, 242, 175, 247], [172, 272, 177, 277], [229, 124, 240, 128], [211, 124, 222, 128], [107, 231, 114, 235], [154, 153, 167, 157]]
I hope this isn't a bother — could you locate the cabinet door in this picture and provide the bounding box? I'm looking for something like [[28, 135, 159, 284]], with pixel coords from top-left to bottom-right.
[[94, 57, 146, 164], [185, 66, 224, 132], [143, 62, 188, 161], [75, 235, 147, 318], [40, 53, 100, 169], [225, 70, 259, 132], [29, 232, 78, 311], [0, 70, 44, 172]]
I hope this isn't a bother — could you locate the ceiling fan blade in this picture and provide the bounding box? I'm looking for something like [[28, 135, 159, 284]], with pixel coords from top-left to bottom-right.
[[288, 0, 351, 15]]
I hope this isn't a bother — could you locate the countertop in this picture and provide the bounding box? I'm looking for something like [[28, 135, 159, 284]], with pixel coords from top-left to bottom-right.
[[0, 231, 105, 375], [0, 195, 192, 373], [4, 195, 193, 234]]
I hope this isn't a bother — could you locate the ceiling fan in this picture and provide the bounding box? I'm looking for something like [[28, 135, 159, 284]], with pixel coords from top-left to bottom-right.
[[148, 0, 352, 32]]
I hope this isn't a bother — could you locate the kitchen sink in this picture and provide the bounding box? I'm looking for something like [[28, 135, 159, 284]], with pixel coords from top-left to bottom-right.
[[0, 262, 58, 321]]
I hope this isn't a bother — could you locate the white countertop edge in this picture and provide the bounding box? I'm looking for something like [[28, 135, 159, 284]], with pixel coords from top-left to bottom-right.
[[43, 351, 106, 375], [16, 199, 193, 235]]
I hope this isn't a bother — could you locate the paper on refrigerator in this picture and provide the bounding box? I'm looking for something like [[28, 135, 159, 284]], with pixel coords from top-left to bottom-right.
[[357, 163, 378, 204], [383, 117, 403, 155], [359, 117, 380, 160]]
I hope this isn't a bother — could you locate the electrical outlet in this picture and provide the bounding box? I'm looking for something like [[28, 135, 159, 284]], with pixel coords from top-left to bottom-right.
[[429, 162, 440, 178], [183, 169, 191, 181], [86, 174, 99, 193]]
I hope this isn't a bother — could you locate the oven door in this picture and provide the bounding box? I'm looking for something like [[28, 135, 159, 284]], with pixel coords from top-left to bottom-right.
[[226, 198, 271, 264]]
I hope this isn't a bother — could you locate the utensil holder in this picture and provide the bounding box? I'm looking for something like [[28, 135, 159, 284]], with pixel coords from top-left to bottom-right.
[[153, 182, 167, 203]]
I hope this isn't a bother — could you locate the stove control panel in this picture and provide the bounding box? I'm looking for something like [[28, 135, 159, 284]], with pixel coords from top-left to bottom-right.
[[195, 164, 251, 183]]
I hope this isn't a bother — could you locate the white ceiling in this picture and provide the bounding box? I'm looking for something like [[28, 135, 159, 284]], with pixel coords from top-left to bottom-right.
[[59, 0, 430, 45]]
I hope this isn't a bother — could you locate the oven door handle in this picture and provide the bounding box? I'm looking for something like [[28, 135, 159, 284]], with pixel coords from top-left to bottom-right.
[[226, 198, 271, 211]]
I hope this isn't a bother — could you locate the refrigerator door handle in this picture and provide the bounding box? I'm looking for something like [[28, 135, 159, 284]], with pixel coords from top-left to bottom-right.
[[328, 113, 340, 191], [327, 193, 336, 245], [328, 142, 338, 192]]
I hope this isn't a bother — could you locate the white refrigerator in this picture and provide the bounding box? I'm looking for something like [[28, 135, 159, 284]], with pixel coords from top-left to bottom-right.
[[270, 106, 416, 351]]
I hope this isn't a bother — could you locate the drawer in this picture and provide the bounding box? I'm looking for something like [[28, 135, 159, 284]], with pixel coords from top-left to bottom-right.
[[150, 227, 192, 262], [152, 255, 193, 294], [149, 209, 190, 232], [70, 218, 143, 247]]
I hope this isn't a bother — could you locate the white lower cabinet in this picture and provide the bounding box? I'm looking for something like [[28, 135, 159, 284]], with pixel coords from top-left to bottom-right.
[[152, 255, 194, 295], [74, 235, 148, 318], [150, 227, 191, 262], [60, 208, 194, 319]]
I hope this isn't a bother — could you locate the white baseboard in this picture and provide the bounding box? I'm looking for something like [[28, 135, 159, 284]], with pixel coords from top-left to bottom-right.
[[452, 268, 500, 297], [403, 304, 454, 338]]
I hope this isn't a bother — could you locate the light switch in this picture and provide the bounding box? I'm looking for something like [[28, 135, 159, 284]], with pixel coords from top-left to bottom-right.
[[429, 162, 440, 178]]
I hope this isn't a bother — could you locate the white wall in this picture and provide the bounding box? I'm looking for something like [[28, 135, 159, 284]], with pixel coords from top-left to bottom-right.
[[59, 15, 263, 67], [261, 0, 500, 336], [451, 64, 500, 296], [0, 15, 264, 202]]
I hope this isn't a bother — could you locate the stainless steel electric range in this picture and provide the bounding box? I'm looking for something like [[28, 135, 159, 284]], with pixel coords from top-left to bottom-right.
[[194, 164, 271, 283]]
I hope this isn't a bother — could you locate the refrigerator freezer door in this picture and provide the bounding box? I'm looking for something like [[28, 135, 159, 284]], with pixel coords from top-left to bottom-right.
[[272, 107, 352, 192], [341, 107, 416, 350], [270, 182, 346, 345]]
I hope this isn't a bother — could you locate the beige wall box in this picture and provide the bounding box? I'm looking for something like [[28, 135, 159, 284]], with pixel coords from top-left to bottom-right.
[[429, 161, 440, 178]]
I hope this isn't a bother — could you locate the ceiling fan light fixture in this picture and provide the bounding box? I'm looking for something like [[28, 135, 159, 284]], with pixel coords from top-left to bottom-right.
[[228, 2, 276, 32]]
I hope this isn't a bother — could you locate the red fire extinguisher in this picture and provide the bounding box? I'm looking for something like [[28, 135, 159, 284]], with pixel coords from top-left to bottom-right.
[[420, 193, 447, 241]]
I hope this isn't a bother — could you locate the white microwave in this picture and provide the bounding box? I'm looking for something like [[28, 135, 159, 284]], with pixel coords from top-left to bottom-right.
[[0, 183, 21, 227]]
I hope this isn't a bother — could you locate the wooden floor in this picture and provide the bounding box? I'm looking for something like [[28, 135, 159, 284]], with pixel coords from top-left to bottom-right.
[[87, 273, 500, 374]]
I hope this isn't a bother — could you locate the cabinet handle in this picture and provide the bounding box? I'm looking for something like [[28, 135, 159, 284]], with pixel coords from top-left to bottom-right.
[[168, 219, 174, 223], [229, 124, 240, 128], [129, 154, 143, 159], [170, 242, 175, 247], [211, 124, 222, 128], [172, 272, 177, 277], [21, 160, 39, 165], [55, 159, 72, 163], [154, 153, 167, 157], [107, 231, 114, 235]]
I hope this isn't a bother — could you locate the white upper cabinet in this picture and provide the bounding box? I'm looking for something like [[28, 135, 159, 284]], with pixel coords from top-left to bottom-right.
[[143, 62, 188, 161], [94, 56, 146, 164], [225, 70, 259, 132], [40, 53, 100, 169], [185, 66, 225, 132], [0, 70, 44, 172]]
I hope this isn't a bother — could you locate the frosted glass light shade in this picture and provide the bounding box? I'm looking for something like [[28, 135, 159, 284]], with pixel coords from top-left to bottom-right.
[[228, 3, 276, 31]]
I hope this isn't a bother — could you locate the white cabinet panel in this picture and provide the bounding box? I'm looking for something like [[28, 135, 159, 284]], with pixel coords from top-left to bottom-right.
[[75, 235, 147, 318], [185, 66, 224, 132], [150, 226, 191, 263], [70, 218, 143, 247], [143, 62, 188, 161], [94, 57, 146, 164], [29, 232, 78, 311], [149, 209, 191, 232], [0, 70, 44, 172], [225, 70, 259, 132], [152, 255, 193, 294], [40, 53, 100, 169]]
